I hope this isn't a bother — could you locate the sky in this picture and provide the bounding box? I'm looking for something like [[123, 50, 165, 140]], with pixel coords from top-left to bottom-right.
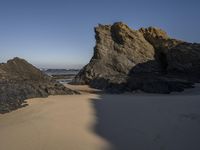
[[0, 0, 200, 69]]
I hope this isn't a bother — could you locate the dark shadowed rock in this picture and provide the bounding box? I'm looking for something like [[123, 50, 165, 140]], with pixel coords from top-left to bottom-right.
[[0, 57, 79, 113], [167, 43, 200, 74], [72, 22, 200, 93]]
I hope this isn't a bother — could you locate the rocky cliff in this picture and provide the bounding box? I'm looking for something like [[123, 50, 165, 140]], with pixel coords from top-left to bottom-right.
[[0, 57, 78, 113], [72, 22, 200, 93]]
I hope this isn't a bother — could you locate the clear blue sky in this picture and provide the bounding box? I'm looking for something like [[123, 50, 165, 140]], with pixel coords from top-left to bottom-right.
[[0, 0, 199, 69]]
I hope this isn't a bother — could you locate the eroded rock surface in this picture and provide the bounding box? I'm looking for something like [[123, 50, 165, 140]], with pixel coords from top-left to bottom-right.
[[72, 22, 200, 93]]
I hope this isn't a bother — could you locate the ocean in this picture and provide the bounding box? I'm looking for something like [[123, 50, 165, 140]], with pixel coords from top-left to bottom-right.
[[43, 69, 80, 84]]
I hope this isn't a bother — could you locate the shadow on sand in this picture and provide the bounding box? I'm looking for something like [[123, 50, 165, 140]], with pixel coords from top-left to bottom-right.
[[91, 94, 200, 150]]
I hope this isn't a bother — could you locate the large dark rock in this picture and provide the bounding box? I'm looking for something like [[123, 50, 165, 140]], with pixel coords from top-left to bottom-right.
[[72, 22, 199, 93], [0, 57, 79, 113]]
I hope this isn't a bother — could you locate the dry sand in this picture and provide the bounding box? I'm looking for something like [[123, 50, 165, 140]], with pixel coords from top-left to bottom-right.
[[0, 84, 200, 150], [0, 91, 110, 150]]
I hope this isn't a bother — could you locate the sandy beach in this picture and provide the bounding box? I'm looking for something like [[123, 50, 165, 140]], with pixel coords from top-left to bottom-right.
[[0, 85, 200, 150], [0, 88, 110, 150]]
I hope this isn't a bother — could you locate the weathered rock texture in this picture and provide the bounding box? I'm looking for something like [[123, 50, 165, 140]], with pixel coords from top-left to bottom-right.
[[72, 22, 200, 93], [0, 57, 78, 113]]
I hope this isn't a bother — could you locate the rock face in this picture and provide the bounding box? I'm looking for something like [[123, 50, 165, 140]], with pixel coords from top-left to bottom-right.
[[72, 22, 200, 93], [0, 57, 78, 113]]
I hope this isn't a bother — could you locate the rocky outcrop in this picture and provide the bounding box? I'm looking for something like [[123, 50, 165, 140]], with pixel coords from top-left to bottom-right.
[[72, 22, 200, 93], [73, 23, 155, 86], [0, 57, 79, 113]]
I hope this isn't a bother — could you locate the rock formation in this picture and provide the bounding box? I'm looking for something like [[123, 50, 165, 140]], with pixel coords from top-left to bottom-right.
[[72, 22, 200, 93], [73, 23, 155, 86], [0, 57, 78, 113]]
